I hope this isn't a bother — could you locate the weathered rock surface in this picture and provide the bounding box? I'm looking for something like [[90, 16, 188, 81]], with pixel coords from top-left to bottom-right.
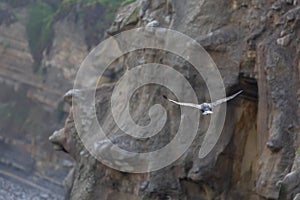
[[0, 1, 112, 198], [0, 7, 88, 110], [50, 0, 300, 199]]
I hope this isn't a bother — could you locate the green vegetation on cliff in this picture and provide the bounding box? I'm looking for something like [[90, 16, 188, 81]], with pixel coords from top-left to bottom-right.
[[57, 0, 136, 49], [27, 1, 55, 73], [60, 0, 125, 9], [120, 0, 136, 6], [2, 0, 136, 72], [0, 0, 31, 8]]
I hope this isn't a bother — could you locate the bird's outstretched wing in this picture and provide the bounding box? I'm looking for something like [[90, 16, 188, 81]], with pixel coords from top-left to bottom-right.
[[211, 90, 243, 107], [163, 95, 201, 109]]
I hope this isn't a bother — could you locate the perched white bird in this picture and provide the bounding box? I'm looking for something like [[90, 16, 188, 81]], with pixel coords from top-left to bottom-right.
[[163, 90, 243, 115]]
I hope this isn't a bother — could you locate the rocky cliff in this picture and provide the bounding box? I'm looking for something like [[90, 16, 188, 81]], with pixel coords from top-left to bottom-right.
[[49, 0, 300, 199], [0, 1, 119, 198]]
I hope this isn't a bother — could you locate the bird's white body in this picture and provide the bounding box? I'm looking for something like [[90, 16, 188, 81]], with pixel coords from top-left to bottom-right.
[[164, 90, 243, 115]]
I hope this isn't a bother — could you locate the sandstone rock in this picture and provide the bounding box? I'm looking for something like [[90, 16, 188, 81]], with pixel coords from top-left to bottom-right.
[[146, 20, 159, 27], [294, 193, 300, 200], [49, 129, 66, 152], [196, 26, 239, 51], [286, 12, 295, 21], [276, 34, 293, 46], [51, 0, 300, 199], [271, 2, 282, 10], [277, 170, 300, 199]]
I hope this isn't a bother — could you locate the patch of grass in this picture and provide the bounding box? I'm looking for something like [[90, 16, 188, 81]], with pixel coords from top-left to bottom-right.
[[57, 0, 119, 18], [297, 147, 300, 154], [60, 0, 121, 9], [0, 0, 31, 8], [23, 0, 135, 68], [278, 185, 286, 200], [26, 1, 55, 73], [141, 194, 150, 200], [59, 0, 132, 12], [121, 0, 136, 6]]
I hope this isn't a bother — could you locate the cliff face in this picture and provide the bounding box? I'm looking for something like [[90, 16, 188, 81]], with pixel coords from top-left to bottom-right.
[[0, 5, 88, 109], [49, 0, 300, 199], [0, 1, 115, 197]]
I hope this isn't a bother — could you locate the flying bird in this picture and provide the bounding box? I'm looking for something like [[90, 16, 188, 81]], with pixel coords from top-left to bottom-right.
[[163, 90, 243, 115]]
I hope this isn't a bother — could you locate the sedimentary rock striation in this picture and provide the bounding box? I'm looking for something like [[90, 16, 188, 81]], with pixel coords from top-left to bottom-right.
[[50, 0, 300, 199]]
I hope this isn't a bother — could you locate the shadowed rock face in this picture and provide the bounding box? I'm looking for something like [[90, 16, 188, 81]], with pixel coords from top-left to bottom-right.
[[50, 0, 300, 199]]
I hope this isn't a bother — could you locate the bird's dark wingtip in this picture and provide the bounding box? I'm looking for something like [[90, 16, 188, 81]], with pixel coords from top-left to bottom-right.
[[162, 95, 167, 99]]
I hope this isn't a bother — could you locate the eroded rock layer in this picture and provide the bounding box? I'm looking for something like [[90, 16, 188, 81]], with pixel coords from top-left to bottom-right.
[[50, 0, 300, 199]]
